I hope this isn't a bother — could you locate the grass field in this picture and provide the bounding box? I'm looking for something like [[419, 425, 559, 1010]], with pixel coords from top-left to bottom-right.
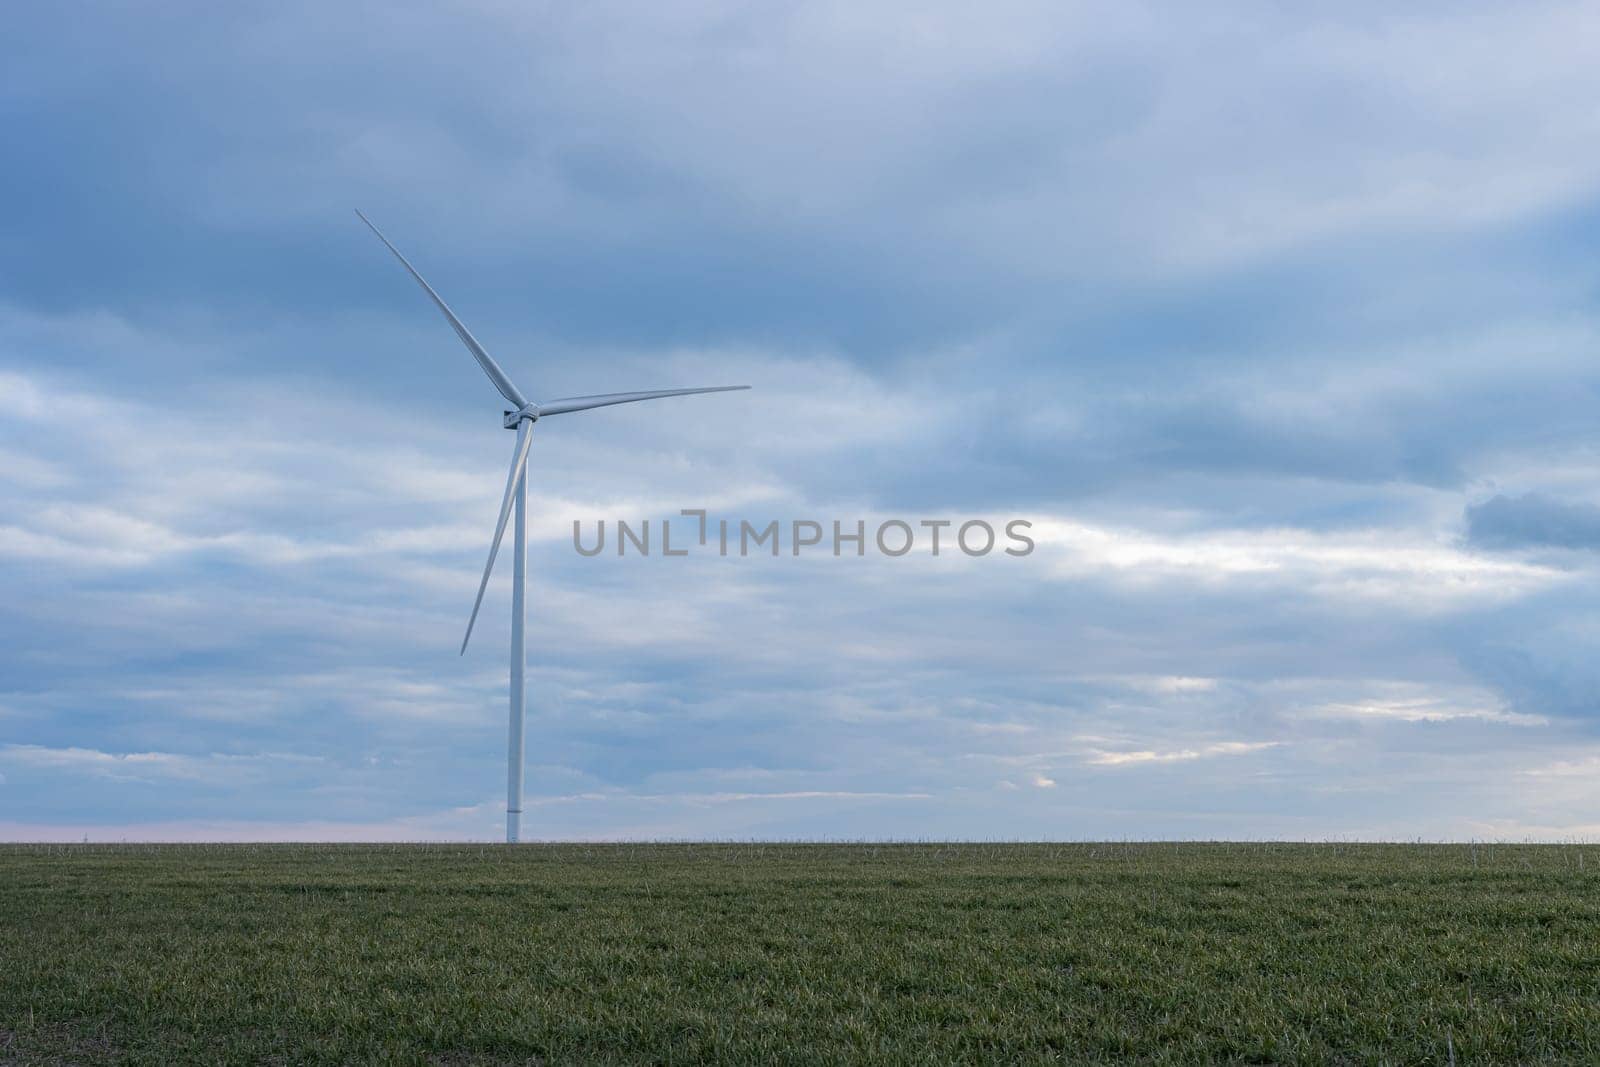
[[2, 842, 1597, 1064]]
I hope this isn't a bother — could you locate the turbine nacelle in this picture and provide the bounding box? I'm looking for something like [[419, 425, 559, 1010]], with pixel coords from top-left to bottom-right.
[[503, 405, 539, 429]]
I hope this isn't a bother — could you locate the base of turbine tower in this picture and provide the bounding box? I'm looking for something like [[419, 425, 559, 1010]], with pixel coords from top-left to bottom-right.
[[506, 811, 521, 844]]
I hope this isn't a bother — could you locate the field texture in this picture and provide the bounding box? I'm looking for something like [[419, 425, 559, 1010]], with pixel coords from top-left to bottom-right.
[[2, 842, 1598, 1064]]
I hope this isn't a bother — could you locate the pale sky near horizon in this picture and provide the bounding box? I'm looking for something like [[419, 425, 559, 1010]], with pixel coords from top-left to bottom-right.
[[4, 2, 1600, 841]]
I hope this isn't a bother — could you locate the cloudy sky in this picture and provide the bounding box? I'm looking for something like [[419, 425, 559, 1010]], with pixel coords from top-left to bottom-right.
[[4, 2, 1600, 841]]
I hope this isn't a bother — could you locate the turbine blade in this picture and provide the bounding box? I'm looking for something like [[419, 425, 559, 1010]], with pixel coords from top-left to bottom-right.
[[461, 419, 534, 655], [355, 210, 529, 409], [537, 385, 750, 417]]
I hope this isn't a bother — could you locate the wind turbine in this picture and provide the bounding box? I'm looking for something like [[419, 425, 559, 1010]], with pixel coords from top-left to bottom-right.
[[356, 210, 748, 843]]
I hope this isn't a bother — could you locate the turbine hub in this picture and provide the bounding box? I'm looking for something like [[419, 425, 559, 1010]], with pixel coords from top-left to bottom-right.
[[502, 404, 539, 429]]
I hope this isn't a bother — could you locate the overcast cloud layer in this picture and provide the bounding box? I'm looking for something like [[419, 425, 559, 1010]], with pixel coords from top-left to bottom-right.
[[4, 2, 1600, 840]]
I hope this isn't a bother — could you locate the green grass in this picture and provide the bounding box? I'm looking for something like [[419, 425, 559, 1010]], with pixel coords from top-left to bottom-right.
[[2, 843, 1598, 1064]]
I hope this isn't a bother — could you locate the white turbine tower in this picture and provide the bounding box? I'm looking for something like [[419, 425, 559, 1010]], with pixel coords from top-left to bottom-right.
[[357, 211, 748, 844]]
